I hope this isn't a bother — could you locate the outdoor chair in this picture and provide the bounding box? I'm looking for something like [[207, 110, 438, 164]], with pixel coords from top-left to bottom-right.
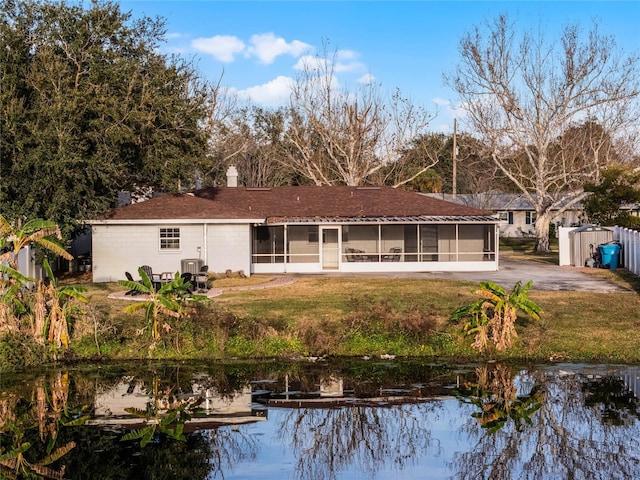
[[345, 247, 366, 262], [194, 265, 209, 292], [140, 265, 161, 291], [180, 272, 193, 293], [382, 247, 402, 262], [124, 272, 142, 296]]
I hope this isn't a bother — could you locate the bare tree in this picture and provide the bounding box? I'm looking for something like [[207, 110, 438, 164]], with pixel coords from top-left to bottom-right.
[[446, 15, 640, 252], [284, 46, 434, 186], [200, 73, 248, 185], [235, 107, 297, 187]]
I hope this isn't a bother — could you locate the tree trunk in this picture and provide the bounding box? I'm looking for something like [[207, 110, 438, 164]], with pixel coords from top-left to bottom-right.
[[534, 212, 552, 253]]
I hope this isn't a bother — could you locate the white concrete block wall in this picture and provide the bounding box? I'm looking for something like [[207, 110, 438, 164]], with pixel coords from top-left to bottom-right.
[[92, 224, 206, 282], [207, 224, 251, 275]]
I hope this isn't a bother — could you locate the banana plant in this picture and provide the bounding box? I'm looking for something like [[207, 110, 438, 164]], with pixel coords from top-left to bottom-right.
[[33, 258, 88, 349], [119, 268, 207, 341], [0, 215, 72, 271], [451, 280, 542, 352], [119, 373, 201, 447]]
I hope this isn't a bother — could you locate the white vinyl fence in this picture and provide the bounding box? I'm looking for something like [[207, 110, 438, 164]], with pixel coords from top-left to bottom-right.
[[614, 226, 640, 276]]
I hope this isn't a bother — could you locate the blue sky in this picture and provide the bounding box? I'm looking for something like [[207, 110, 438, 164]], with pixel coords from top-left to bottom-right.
[[117, 1, 640, 133]]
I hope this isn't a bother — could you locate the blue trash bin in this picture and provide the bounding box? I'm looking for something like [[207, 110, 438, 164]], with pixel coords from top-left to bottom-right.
[[598, 243, 621, 269]]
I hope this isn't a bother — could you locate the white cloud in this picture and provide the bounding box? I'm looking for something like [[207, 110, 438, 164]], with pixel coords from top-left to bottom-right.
[[357, 73, 375, 85], [293, 49, 364, 74], [236, 76, 294, 106], [191, 35, 245, 62], [429, 98, 469, 133], [166, 32, 186, 40], [333, 50, 364, 72], [247, 33, 311, 64], [292, 54, 321, 71]]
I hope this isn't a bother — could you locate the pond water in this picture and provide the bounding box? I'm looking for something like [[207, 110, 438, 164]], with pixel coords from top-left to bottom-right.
[[1, 360, 639, 480]]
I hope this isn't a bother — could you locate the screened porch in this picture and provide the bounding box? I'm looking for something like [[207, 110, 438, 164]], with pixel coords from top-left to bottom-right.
[[251, 221, 498, 273]]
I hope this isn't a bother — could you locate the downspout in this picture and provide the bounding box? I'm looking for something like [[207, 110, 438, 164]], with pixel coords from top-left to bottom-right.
[[203, 224, 207, 266]]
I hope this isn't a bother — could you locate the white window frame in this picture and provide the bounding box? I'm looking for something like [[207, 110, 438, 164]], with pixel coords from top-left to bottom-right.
[[525, 211, 536, 225], [498, 212, 514, 224], [159, 227, 180, 251]]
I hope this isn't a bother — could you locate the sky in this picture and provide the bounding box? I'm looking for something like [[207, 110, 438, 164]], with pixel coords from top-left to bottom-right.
[[116, 1, 640, 133]]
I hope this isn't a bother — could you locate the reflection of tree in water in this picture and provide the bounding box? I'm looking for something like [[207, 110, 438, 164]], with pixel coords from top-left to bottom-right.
[[56, 427, 212, 480], [278, 401, 442, 480], [452, 366, 640, 480], [583, 375, 640, 426], [455, 365, 542, 434], [0, 370, 90, 479], [202, 426, 261, 479]]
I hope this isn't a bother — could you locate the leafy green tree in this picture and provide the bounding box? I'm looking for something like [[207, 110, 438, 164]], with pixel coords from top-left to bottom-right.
[[583, 166, 640, 229], [0, 0, 208, 238]]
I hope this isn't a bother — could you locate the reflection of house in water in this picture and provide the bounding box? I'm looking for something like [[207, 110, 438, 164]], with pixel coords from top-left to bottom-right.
[[266, 374, 449, 409], [88, 376, 266, 432], [320, 376, 344, 398], [621, 368, 640, 399]]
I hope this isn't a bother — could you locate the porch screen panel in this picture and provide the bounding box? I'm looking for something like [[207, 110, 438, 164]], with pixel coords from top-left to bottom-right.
[[404, 225, 418, 262], [420, 225, 438, 262], [287, 225, 319, 263], [484, 224, 496, 260], [342, 225, 378, 262], [252, 225, 284, 263], [437, 225, 456, 261], [458, 225, 485, 261], [381, 225, 404, 262]]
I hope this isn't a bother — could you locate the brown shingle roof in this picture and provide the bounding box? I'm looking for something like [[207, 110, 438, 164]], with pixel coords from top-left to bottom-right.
[[104, 186, 494, 221]]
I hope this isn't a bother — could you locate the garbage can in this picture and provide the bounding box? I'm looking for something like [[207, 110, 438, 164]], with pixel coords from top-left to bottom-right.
[[598, 243, 621, 269]]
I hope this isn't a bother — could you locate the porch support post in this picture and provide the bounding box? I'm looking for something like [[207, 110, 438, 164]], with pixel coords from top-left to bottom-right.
[[283, 224, 288, 273]]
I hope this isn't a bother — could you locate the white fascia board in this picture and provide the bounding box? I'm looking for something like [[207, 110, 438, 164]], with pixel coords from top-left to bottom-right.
[[88, 218, 264, 225]]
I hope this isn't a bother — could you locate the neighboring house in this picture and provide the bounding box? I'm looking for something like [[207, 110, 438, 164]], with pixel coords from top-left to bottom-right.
[[89, 172, 500, 282], [425, 193, 583, 237]]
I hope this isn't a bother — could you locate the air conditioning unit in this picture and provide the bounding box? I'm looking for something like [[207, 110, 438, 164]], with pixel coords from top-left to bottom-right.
[[181, 258, 204, 275]]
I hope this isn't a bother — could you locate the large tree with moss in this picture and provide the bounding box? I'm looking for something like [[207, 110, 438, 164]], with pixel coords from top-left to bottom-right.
[[0, 0, 208, 237]]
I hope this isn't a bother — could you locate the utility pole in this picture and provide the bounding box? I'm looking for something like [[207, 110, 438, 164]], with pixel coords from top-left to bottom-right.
[[452, 118, 458, 198]]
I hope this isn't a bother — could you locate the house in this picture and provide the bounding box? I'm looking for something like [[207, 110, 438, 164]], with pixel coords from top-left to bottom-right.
[[425, 193, 583, 237], [89, 172, 500, 282]]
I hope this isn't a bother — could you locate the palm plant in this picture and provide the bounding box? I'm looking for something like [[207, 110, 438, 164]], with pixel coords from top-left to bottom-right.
[[0, 215, 72, 271], [0, 215, 74, 339], [0, 265, 33, 332], [451, 280, 542, 352], [119, 268, 206, 341], [32, 259, 88, 349]]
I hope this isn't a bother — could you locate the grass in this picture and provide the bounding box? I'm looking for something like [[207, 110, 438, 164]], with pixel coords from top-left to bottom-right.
[[0, 255, 631, 368], [41, 260, 638, 366]]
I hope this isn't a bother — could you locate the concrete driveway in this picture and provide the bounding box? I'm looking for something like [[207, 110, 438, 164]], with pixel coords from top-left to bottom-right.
[[439, 257, 634, 292], [311, 256, 634, 292]]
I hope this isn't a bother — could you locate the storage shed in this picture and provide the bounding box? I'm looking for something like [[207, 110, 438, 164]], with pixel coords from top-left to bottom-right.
[[569, 225, 614, 267]]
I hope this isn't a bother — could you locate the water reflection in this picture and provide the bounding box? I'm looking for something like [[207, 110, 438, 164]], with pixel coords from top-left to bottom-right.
[[1, 362, 639, 479], [454, 364, 543, 433], [452, 365, 640, 480]]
